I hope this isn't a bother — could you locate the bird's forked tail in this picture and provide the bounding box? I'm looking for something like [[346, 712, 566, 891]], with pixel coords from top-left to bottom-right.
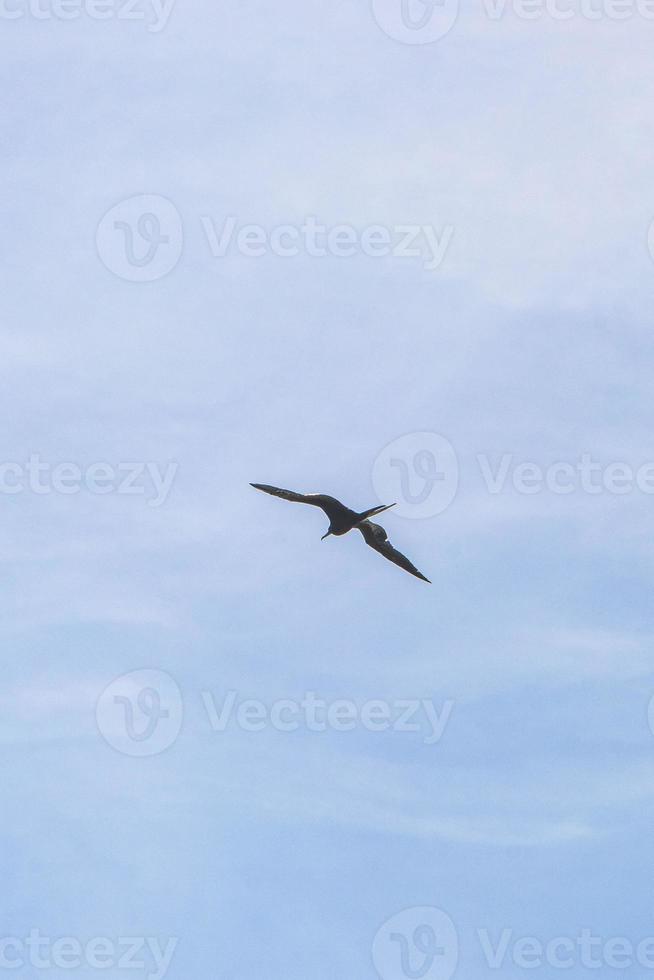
[[359, 502, 396, 522]]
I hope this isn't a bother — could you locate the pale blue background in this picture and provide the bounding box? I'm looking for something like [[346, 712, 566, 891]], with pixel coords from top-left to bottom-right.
[[3, 1, 654, 978]]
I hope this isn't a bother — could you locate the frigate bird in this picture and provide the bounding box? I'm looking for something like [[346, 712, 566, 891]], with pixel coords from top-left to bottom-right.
[[250, 483, 430, 583]]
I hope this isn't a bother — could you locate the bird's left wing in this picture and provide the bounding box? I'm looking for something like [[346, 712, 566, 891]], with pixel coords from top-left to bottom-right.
[[250, 484, 350, 521], [357, 520, 431, 583], [250, 483, 314, 504]]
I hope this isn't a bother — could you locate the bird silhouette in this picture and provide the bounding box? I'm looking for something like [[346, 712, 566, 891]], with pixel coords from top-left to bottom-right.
[[250, 483, 430, 583]]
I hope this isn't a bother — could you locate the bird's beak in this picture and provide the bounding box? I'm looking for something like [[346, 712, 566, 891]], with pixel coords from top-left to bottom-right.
[[321, 532, 331, 540]]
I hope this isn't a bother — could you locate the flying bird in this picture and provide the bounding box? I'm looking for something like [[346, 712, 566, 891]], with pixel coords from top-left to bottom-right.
[[250, 483, 430, 583]]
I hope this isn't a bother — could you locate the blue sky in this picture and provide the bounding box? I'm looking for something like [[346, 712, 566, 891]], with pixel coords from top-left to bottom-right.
[[3, 1, 654, 978]]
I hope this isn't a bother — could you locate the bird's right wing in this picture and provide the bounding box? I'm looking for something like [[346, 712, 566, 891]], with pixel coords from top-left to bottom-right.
[[357, 520, 431, 583]]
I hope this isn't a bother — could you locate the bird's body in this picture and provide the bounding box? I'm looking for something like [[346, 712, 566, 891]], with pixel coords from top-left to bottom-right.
[[250, 483, 430, 583]]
